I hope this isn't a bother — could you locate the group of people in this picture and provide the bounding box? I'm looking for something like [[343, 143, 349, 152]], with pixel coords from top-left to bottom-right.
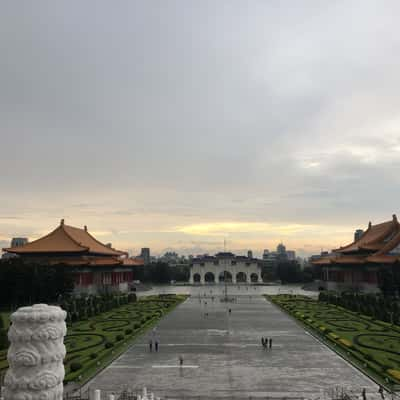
[[361, 385, 385, 400], [261, 337, 272, 349]]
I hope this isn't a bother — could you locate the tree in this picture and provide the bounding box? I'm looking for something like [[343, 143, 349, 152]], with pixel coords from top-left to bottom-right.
[[133, 262, 174, 283], [276, 260, 302, 283], [378, 267, 396, 297], [0, 258, 74, 307]]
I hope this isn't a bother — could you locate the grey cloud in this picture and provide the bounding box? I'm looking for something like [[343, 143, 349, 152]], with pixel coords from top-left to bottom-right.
[[1, 1, 400, 255]]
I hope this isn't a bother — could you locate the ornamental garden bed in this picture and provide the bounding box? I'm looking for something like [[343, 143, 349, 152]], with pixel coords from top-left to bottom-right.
[[0, 294, 187, 386], [267, 294, 400, 391]]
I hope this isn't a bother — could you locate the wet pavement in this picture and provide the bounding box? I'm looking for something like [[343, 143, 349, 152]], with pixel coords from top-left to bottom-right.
[[81, 289, 378, 399]]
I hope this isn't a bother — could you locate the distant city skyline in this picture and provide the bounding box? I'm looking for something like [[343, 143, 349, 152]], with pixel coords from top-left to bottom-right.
[[1, 2, 400, 257], [0, 217, 364, 258]]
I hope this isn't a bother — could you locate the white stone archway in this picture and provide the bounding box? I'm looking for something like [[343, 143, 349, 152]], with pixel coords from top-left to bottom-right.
[[236, 271, 247, 283], [218, 270, 233, 283], [250, 272, 259, 283], [204, 271, 215, 283], [193, 273, 202, 284], [189, 252, 261, 285]]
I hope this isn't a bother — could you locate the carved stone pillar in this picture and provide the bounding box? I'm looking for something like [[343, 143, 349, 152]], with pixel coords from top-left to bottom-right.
[[4, 304, 67, 400]]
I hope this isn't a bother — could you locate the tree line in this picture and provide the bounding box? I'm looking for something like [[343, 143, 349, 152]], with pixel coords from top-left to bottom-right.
[[133, 262, 190, 283], [273, 260, 315, 283], [0, 258, 75, 309]]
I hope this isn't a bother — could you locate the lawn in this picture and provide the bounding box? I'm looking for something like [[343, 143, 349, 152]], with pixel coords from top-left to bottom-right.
[[0, 294, 187, 385], [267, 294, 400, 390]]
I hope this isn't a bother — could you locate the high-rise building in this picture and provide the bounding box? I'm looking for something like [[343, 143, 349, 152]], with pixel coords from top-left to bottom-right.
[[286, 250, 296, 260], [262, 249, 270, 260], [264, 251, 278, 266], [247, 250, 253, 259], [354, 229, 364, 242], [140, 248, 151, 265], [11, 237, 28, 248], [276, 243, 287, 259], [277, 243, 286, 255]]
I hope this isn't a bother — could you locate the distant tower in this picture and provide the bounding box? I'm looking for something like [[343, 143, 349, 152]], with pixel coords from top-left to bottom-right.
[[354, 229, 364, 241], [141, 248, 151, 265], [10, 238, 28, 248], [276, 243, 287, 261], [247, 250, 253, 259], [277, 243, 286, 255]]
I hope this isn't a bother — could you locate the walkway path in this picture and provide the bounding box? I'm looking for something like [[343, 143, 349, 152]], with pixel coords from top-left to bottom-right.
[[81, 293, 378, 399]]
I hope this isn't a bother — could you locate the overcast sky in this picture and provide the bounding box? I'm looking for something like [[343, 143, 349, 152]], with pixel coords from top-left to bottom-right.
[[1, 1, 400, 257]]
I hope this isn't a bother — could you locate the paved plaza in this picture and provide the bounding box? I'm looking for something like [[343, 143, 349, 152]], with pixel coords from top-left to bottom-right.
[[82, 288, 378, 399]]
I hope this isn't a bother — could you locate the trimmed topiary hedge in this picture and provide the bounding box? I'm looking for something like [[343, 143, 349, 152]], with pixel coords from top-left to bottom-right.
[[70, 362, 82, 372]]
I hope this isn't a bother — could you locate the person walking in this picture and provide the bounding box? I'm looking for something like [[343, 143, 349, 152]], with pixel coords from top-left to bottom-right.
[[179, 355, 184, 366], [362, 388, 367, 400], [378, 386, 384, 400], [155, 339, 159, 352], [149, 339, 153, 352], [269, 337, 272, 349], [261, 337, 266, 348]]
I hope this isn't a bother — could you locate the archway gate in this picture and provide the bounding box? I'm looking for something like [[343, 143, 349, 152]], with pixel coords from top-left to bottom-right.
[[189, 253, 261, 284]]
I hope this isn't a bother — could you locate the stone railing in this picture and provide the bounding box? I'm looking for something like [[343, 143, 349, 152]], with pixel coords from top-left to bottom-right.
[[3, 304, 67, 400]]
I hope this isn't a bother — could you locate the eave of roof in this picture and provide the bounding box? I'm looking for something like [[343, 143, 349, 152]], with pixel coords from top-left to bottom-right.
[[331, 255, 366, 264], [311, 257, 332, 265], [366, 255, 398, 264], [334, 216, 399, 254], [123, 258, 144, 266]]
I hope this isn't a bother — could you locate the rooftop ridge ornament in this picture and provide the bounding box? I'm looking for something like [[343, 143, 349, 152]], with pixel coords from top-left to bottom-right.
[[4, 304, 67, 400]]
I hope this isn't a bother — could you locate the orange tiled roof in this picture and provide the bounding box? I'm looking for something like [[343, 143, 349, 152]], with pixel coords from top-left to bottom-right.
[[3, 220, 126, 257], [43, 255, 136, 267], [312, 256, 334, 265], [334, 215, 399, 254], [312, 215, 400, 267], [122, 258, 145, 266]]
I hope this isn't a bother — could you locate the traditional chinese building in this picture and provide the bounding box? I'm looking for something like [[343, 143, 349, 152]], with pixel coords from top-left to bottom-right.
[[2, 219, 143, 294], [313, 214, 400, 292]]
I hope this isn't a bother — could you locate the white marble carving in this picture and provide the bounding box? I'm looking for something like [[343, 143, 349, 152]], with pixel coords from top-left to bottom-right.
[[4, 304, 67, 400]]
